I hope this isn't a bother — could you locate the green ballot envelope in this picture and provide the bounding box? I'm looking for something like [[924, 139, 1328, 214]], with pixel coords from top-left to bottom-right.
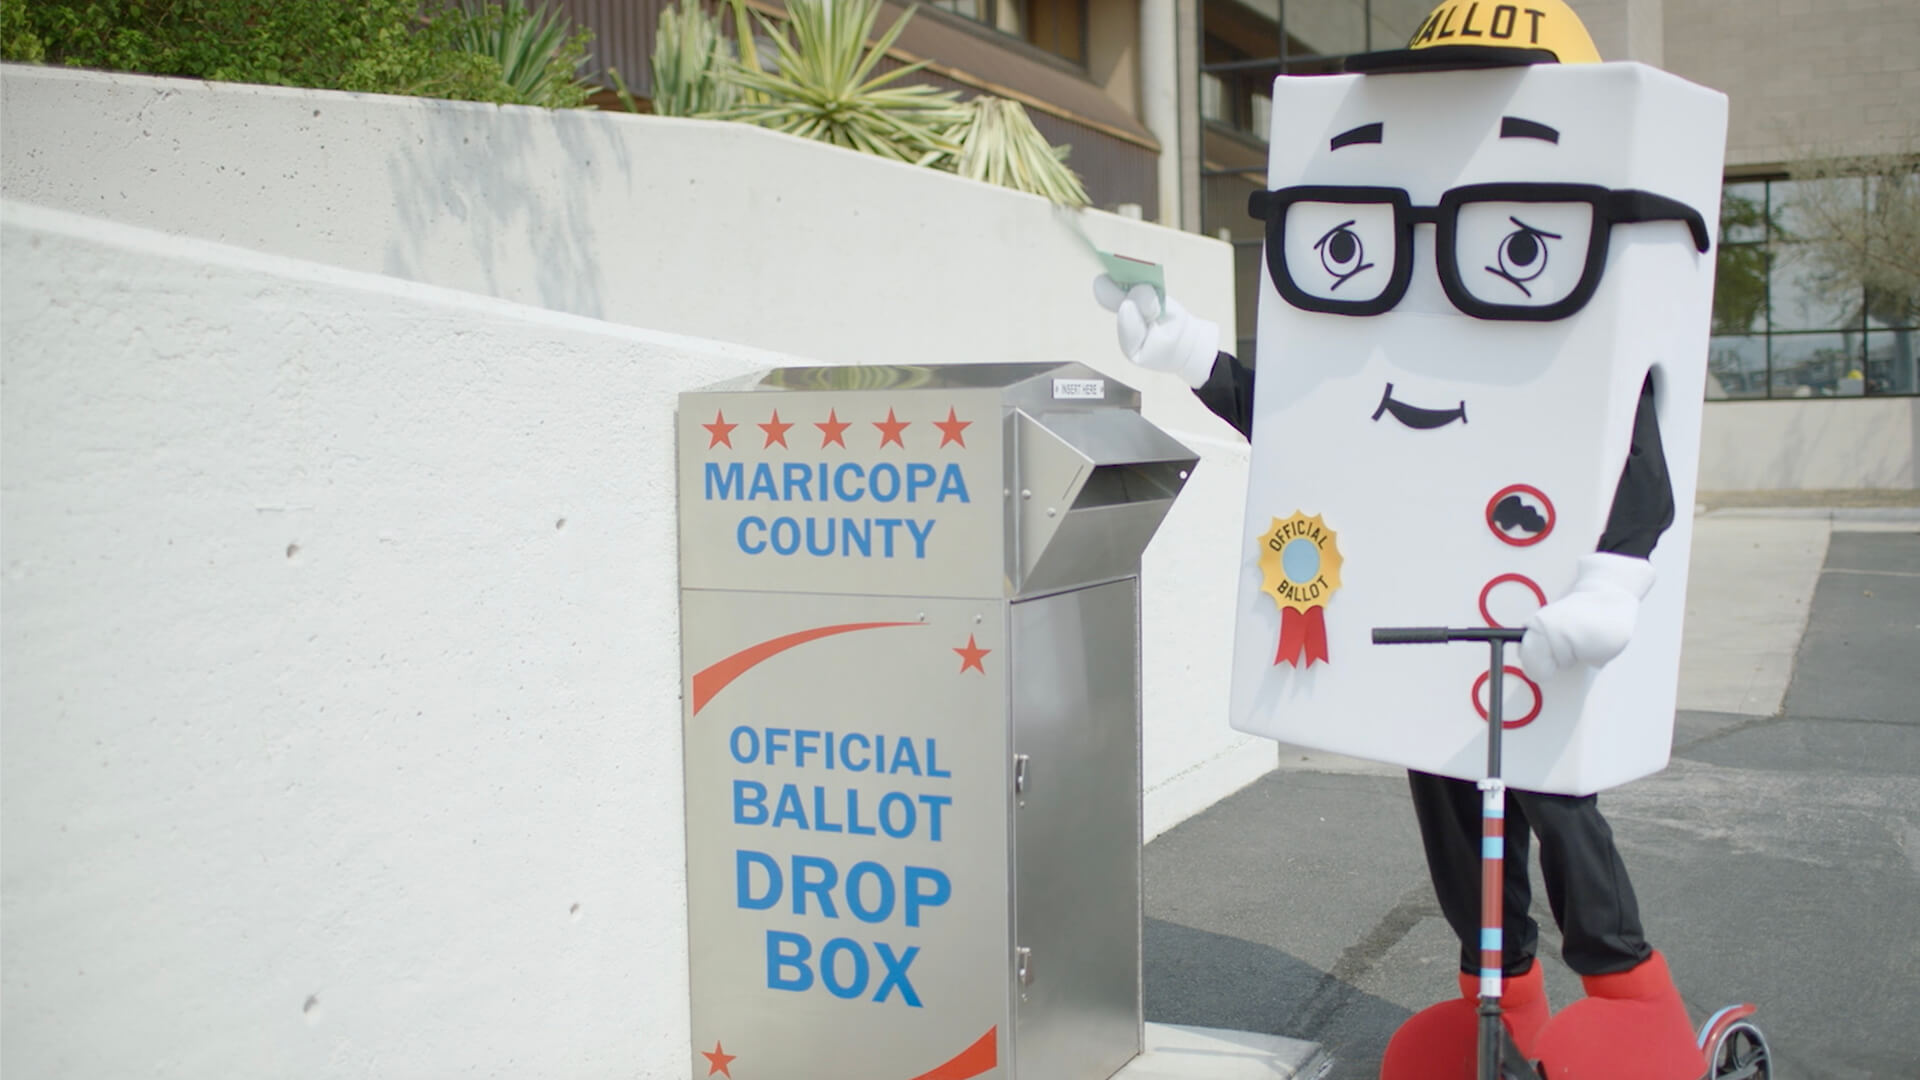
[[1059, 209, 1166, 305], [1097, 250, 1166, 305]]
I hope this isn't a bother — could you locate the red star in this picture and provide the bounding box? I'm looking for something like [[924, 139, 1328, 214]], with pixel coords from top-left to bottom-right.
[[700, 1041, 737, 1077], [702, 410, 737, 449], [955, 634, 990, 674], [934, 407, 972, 448], [874, 408, 910, 448], [758, 410, 794, 449], [815, 409, 851, 448]]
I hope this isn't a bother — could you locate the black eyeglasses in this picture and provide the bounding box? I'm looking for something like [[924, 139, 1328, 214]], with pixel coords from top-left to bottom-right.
[[1246, 182, 1710, 321]]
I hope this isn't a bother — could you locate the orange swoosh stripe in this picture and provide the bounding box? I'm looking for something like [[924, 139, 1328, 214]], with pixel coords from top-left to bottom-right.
[[907, 1027, 998, 1080], [690, 621, 921, 715]]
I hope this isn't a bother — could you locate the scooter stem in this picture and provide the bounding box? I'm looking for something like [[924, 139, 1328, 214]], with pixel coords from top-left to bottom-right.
[[1368, 626, 1529, 1080], [1477, 636, 1509, 1080]]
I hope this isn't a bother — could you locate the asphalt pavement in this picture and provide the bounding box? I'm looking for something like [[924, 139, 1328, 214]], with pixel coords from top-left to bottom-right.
[[1141, 509, 1920, 1079]]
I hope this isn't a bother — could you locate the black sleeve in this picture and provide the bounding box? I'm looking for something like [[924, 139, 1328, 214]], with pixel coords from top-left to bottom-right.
[[1596, 374, 1675, 559], [1193, 351, 1256, 440]]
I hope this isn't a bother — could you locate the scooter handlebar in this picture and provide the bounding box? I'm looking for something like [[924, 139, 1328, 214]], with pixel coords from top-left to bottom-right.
[[1371, 626, 1527, 645], [1371, 627, 1453, 644]]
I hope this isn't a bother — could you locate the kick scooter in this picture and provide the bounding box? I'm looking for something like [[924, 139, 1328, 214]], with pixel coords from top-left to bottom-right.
[[1371, 625, 1773, 1080]]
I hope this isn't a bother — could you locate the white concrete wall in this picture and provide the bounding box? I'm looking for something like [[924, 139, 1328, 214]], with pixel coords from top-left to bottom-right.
[[1699, 397, 1920, 492], [0, 65, 1234, 384], [2, 201, 797, 1078], [0, 63, 1272, 834]]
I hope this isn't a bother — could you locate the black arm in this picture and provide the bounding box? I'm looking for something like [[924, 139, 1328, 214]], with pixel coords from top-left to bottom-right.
[[1193, 351, 1257, 440], [1596, 373, 1675, 559]]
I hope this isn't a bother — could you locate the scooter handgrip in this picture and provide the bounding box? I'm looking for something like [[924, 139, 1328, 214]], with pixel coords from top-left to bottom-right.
[[1371, 626, 1451, 644]]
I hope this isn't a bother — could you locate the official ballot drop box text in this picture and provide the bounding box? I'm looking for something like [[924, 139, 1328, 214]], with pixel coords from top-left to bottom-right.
[[677, 363, 1197, 1080]]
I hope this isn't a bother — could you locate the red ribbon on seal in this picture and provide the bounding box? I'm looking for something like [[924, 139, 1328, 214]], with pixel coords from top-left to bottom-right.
[[1275, 606, 1330, 668]]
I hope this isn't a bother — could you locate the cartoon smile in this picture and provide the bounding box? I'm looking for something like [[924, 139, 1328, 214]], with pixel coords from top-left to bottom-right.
[[1372, 383, 1467, 430]]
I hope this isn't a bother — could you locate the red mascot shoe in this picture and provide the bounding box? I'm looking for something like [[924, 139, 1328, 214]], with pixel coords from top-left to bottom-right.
[[1379, 962, 1550, 1079], [1532, 951, 1706, 1080]]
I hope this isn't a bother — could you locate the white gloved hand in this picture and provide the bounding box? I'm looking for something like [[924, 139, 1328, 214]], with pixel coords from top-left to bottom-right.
[[1519, 553, 1657, 679], [1093, 274, 1220, 388]]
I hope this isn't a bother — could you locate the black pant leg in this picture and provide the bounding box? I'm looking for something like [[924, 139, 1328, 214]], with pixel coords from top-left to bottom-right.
[[1508, 788, 1652, 976], [1407, 770, 1538, 976]]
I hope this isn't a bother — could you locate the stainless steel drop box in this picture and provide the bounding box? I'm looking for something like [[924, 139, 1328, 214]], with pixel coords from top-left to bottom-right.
[[677, 363, 1196, 1080]]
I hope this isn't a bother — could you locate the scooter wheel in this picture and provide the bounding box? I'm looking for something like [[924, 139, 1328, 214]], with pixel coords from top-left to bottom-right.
[[1705, 1018, 1770, 1079]]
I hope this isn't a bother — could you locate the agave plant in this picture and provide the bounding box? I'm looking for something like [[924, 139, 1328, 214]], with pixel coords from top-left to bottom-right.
[[453, 0, 595, 109], [949, 96, 1090, 208], [710, 0, 968, 167], [646, 0, 738, 116]]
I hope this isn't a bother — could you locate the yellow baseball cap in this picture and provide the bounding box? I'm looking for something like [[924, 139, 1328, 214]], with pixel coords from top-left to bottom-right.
[[1346, 0, 1602, 73]]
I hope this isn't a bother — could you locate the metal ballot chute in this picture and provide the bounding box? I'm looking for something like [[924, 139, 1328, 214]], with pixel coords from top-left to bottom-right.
[[677, 363, 1195, 1080]]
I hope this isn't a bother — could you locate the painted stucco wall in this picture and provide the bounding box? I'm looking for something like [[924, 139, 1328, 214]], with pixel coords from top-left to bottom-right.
[[0, 63, 1271, 833]]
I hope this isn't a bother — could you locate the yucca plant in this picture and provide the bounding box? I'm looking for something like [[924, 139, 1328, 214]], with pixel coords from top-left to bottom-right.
[[710, 0, 967, 167], [723, 0, 767, 93], [646, 0, 738, 116], [948, 96, 1090, 207], [452, 0, 595, 108]]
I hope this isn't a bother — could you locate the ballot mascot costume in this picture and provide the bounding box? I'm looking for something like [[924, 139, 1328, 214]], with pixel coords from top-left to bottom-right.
[[1095, 2, 1728, 1077]]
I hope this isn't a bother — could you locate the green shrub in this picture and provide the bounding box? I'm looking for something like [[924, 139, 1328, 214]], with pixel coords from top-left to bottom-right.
[[710, 0, 967, 166], [1, 0, 591, 107], [648, 0, 737, 117], [950, 96, 1089, 208], [449, 0, 594, 109], [2, 0, 44, 62], [676, 0, 1088, 204]]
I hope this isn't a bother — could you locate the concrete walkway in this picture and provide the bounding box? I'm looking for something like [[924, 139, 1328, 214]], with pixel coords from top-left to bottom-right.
[[1117, 1024, 1329, 1080], [1681, 499, 1920, 717]]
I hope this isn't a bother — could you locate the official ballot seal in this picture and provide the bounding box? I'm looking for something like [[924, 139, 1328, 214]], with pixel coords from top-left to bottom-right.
[[1257, 512, 1343, 667]]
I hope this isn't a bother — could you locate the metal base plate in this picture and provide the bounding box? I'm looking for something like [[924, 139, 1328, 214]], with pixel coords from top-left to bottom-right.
[[1116, 1024, 1330, 1080]]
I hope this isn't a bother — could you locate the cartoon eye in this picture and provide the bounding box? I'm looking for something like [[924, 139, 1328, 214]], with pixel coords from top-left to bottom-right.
[[1314, 221, 1375, 291], [1484, 217, 1561, 297]]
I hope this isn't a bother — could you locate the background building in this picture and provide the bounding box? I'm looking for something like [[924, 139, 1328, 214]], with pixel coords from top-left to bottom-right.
[[573, 0, 1919, 489], [561, 0, 1175, 214]]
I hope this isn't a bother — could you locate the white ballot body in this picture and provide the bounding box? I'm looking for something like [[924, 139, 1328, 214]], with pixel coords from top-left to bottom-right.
[[1230, 63, 1728, 794]]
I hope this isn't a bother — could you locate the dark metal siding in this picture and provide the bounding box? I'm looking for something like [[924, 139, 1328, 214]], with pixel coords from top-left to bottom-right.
[[558, 0, 666, 97], [1027, 107, 1158, 214]]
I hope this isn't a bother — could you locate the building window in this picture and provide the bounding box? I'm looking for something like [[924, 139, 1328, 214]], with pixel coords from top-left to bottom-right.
[[930, 0, 989, 19], [1200, 34, 1284, 139], [1199, 0, 1434, 356], [1711, 174, 1920, 400], [929, 0, 1087, 64], [1022, 0, 1084, 63]]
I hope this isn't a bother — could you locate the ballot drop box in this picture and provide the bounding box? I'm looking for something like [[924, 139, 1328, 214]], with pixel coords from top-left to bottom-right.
[[677, 363, 1196, 1080]]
